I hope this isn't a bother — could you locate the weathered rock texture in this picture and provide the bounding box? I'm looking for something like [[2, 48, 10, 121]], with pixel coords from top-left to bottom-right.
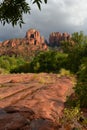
[[0, 73, 75, 130], [0, 29, 47, 57], [49, 32, 71, 46], [25, 29, 45, 45]]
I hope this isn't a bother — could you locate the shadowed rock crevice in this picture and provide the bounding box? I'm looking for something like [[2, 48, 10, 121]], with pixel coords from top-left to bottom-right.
[[0, 106, 59, 130]]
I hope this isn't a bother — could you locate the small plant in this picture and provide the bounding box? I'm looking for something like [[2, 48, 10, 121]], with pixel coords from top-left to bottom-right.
[[38, 77, 46, 84], [60, 107, 87, 129], [59, 68, 72, 77], [0, 68, 9, 74], [37, 75, 52, 84]]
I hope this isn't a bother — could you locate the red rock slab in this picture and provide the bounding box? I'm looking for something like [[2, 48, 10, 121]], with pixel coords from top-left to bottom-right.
[[14, 78, 73, 120], [0, 73, 74, 129]]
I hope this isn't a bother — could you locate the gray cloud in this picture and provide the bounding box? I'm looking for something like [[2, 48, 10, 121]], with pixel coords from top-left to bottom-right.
[[0, 0, 87, 41]]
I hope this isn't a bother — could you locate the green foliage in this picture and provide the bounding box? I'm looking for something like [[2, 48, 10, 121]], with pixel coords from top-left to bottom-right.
[[66, 57, 87, 108], [60, 31, 87, 54], [29, 50, 68, 73], [61, 32, 87, 108], [60, 32, 87, 73], [72, 31, 87, 45], [10, 62, 30, 73], [0, 68, 9, 74], [66, 43, 87, 73], [66, 46, 82, 73], [74, 58, 87, 108], [61, 41, 74, 53], [0, 0, 30, 27], [11, 50, 68, 73], [62, 107, 81, 123], [0, 55, 25, 73], [58, 68, 73, 77], [0, 0, 47, 27], [60, 107, 87, 129], [33, 0, 47, 10]]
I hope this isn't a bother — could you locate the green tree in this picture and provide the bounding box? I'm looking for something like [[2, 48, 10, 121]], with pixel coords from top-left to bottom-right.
[[29, 50, 68, 73], [74, 57, 87, 107], [72, 31, 87, 45], [61, 31, 87, 53], [0, 0, 47, 27]]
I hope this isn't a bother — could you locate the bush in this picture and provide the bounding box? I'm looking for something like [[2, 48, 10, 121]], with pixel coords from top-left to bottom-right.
[[0, 68, 9, 74], [58, 68, 72, 77], [66, 57, 87, 108], [29, 50, 68, 73], [74, 58, 87, 108], [60, 107, 87, 129], [11, 42, 87, 74], [10, 62, 30, 73], [66, 43, 87, 73], [11, 51, 68, 73], [0, 55, 25, 73]]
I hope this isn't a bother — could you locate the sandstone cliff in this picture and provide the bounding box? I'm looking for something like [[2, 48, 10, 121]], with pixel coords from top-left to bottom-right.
[[49, 32, 71, 47], [0, 29, 48, 57]]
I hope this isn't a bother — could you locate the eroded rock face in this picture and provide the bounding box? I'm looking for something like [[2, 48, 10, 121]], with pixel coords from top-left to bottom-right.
[[0, 29, 48, 57], [25, 29, 45, 45], [49, 32, 71, 46]]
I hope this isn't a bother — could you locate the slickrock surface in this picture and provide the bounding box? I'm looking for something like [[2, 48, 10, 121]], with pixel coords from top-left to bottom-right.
[[0, 73, 74, 130]]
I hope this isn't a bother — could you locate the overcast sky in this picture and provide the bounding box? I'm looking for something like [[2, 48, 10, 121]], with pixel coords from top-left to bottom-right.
[[0, 0, 87, 42]]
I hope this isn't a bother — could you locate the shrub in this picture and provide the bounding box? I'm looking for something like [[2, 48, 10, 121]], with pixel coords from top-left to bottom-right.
[[74, 58, 87, 108], [29, 50, 68, 73], [10, 62, 30, 73], [66, 43, 87, 73], [66, 57, 87, 108], [60, 107, 87, 129], [58, 68, 72, 77], [0, 68, 9, 74], [0, 55, 25, 72]]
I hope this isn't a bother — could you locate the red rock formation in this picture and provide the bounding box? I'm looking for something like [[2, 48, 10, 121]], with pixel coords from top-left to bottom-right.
[[2, 39, 22, 47], [25, 29, 44, 45], [0, 29, 48, 57], [25, 29, 46, 47], [0, 42, 2, 47], [49, 32, 71, 46]]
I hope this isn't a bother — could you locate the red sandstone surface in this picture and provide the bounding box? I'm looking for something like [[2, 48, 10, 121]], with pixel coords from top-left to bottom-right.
[[0, 73, 76, 130]]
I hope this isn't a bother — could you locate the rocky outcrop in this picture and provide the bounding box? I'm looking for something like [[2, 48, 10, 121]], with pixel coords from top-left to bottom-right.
[[0, 73, 74, 130], [25, 29, 45, 45], [49, 32, 71, 47], [0, 29, 48, 57]]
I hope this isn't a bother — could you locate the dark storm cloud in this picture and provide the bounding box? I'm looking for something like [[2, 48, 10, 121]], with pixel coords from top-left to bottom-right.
[[0, 0, 87, 41]]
